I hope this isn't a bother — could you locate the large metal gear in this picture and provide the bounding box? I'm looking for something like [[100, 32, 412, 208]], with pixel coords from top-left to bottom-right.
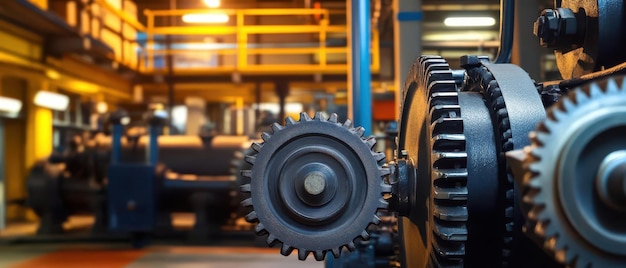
[[396, 55, 468, 267], [520, 76, 626, 267], [394, 55, 556, 267], [241, 112, 391, 261]]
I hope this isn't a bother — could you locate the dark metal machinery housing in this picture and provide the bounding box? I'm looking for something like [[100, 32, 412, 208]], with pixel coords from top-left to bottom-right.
[[241, 0, 626, 267]]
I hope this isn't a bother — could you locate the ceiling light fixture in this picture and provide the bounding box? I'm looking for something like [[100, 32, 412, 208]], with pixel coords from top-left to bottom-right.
[[34, 91, 69, 111], [203, 0, 220, 8], [0, 96, 23, 113], [182, 13, 229, 23], [444, 17, 496, 27]]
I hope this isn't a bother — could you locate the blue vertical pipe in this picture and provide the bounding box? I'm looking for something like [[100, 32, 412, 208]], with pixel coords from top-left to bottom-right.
[[147, 125, 159, 165], [111, 124, 123, 164], [351, 0, 372, 136]]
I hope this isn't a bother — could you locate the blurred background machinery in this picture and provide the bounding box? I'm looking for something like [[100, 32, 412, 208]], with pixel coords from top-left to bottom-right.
[[241, 0, 626, 267]]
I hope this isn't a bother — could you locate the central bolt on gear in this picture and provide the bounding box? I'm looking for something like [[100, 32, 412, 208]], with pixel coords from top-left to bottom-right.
[[518, 76, 626, 267], [240, 112, 391, 261]]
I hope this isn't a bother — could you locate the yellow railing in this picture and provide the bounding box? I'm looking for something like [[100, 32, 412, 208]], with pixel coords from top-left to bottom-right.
[[91, 3, 380, 75]]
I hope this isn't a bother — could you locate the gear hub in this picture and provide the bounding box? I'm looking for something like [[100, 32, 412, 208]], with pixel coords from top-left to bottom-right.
[[241, 112, 391, 261]]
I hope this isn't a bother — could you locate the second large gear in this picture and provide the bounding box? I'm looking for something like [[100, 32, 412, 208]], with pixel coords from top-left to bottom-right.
[[241, 112, 391, 261], [521, 76, 626, 267]]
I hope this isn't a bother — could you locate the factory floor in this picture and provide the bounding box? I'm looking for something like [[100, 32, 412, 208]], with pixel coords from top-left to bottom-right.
[[0, 244, 323, 268], [0, 216, 324, 268]]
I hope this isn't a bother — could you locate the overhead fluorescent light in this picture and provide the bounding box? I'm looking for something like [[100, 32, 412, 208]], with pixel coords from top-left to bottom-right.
[[182, 13, 229, 24], [444, 17, 496, 27], [34, 91, 69, 111], [0, 96, 22, 113], [203, 0, 220, 8]]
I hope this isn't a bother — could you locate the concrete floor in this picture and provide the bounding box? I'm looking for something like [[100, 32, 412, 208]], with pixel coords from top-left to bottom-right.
[[0, 216, 324, 268], [0, 244, 325, 268]]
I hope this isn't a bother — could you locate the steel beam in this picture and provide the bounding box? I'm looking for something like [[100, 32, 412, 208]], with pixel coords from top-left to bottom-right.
[[394, 0, 422, 120]]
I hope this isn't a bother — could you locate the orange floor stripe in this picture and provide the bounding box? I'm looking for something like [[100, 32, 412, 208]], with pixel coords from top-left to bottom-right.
[[149, 246, 280, 255], [11, 249, 147, 268]]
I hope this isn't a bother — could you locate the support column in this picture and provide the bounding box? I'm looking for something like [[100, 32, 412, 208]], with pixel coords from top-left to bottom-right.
[[393, 0, 422, 120], [0, 118, 4, 230], [349, 0, 372, 136], [275, 81, 289, 123], [512, 0, 541, 80]]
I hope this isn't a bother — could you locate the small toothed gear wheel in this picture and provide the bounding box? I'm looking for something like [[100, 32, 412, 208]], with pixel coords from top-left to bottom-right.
[[240, 112, 391, 261], [522, 76, 626, 267]]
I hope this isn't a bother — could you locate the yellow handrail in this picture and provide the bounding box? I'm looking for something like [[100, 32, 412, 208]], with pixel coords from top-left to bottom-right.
[[90, 4, 380, 75]]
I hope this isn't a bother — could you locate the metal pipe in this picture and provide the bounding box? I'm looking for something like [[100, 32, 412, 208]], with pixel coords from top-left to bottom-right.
[[111, 124, 123, 164], [351, 0, 372, 135], [147, 125, 159, 165], [494, 0, 515, 63]]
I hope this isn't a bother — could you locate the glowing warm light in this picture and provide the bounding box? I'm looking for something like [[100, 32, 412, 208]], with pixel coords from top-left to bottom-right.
[[444, 17, 496, 27], [34, 91, 69, 111], [0, 96, 22, 113], [45, 69, 61, 80], [120, 117, 131, 125], [182, 13, 229, 23], [203, 0, 220, 8], [96, 101, 108, 114]]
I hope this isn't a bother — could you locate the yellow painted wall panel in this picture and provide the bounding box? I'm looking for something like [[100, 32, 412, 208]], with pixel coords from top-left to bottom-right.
[[2, 76, 27, 220], [29, 0, 48, 10], [81, 11, 91, 34], [0, 30, 41, 60], [101, 28, 122, 61], [66, 1, 77, 27]]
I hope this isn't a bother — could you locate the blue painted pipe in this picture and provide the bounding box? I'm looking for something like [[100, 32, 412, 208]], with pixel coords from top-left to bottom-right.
[[351, 0, 372, 136], [111, 124, 123, 164], [147, 125, 159, 165]]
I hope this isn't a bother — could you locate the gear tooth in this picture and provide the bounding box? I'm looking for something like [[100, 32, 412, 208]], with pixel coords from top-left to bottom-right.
[[280, 244, 295, 256], [251, 142, 263, 152], [343, 119, 353, 129], [285, 116, 297, 125], [313, 250, 325, 261], [266, 234, 278, 246], [360, 230, 370, 240], [241, 198, 253, 207], [245, 211, 258, 222], [297, 249, 309, 260], [573, 87, 590, 105], [254, 222, 265, 234], [562, 96, 578, 112], [331, 247, 341, 258], [380, 183, 392, 193], [240, 170, 252, 179], [314, 112, 325, 121], [347, 242, 356, 251], [372, 215, 381, 225], [373, 152, 385, 162], [240, 183, 251, 192], [271, 122, 283, 133], [378, 198, 389, 208], [300, 112, 312, 122], [379, 166, 391, 177], [261, 132, 271, 142], [329, 113, 338, 123], [365, 137, 376, 148], [244, 155, 256, 165], [589, 82, 605, 97], [354, 126, 365, 137]]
